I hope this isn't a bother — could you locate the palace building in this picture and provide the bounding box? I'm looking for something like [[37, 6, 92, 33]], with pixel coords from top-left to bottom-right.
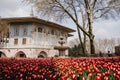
[[0, 17, 75, 58]]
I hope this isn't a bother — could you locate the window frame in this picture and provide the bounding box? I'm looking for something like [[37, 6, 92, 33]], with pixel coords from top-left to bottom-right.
[[22, 38, 26, 45], [38, 27, 42, 33], [23, 26, 27, 36], [51, 29, 54, 35], [14, 26, 19, 36], [14, 39, 18, 45]]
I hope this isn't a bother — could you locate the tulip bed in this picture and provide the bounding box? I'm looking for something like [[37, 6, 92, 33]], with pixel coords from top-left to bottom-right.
[[0, 57, 120, 80]]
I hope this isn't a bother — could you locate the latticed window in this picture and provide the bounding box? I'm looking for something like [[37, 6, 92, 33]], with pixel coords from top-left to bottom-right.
[[22, 38, 26, 44], [14, 26, 19, 36], [23, 26, 27, 36], [14, 39, 18, 45]]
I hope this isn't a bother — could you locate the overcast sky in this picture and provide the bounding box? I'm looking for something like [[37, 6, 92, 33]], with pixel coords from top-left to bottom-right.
[[0, 0, 120, 40]]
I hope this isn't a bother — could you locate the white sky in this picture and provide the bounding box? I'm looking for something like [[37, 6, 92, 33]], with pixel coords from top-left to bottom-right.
[[0, 0, 120, 40]]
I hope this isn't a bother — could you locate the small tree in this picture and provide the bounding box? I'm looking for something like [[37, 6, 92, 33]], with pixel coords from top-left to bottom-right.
[[115, 45, 120, 56], [0, 18, 9, 46], [68, 44, 86, 57]]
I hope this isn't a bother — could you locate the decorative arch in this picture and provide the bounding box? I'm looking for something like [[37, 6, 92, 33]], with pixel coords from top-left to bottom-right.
[[0, 51, 7, 58], [38, 51, 47, 58], [15, 51, 26, 58]]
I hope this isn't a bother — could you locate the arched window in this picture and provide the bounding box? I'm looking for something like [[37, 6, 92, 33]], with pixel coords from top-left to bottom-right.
[[0, 51, 6, 58], [38, 51, 47, 58], [15, 51, 26, 58]]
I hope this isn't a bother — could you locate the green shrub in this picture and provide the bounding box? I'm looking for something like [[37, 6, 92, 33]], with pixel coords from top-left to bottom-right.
[[115, 45, 120, 56]]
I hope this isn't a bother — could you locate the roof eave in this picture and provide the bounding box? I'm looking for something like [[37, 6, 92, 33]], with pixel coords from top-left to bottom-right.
[[1, 17, 76, 33]]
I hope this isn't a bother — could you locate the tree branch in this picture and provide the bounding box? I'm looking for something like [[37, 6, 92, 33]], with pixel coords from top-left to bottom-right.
[[92, 0, 97, 9], [54, 0, 90, 37], [94, 8, 111, 19], [71, 0, 78, 22], [94, 3, 120, 14]]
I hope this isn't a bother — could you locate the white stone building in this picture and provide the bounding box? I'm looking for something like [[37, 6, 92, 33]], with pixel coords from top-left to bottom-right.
[[0, 17, 75, 58]]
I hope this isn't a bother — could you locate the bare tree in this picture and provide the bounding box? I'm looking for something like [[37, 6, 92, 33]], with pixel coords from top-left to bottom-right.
[[96, 38, 110, 53], [24, 0, 120, 54], [108, 38, 115, 53], [116, 38, 120, 46], [68, 38, 80, 48], [95, 38, 118, 54]]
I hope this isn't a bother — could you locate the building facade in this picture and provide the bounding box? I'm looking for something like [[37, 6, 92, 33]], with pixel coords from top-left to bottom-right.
[[0, 17, 75, 58]]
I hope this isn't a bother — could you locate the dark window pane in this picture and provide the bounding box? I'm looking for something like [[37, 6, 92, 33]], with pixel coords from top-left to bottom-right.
[[14, 39, 18, 45], [38, 27, 42, 32], [22, 38, 26, 44]]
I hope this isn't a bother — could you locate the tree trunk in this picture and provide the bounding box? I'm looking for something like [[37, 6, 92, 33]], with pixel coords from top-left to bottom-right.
[[83, 33, 87, 54], [77, 27, 85, 54], [84, 0, 95, 54], [88, 18, 95, 54], [90, 36, 95, 54]]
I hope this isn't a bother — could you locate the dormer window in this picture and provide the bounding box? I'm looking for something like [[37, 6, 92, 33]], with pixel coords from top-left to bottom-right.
[[38, 27, 42, 32]]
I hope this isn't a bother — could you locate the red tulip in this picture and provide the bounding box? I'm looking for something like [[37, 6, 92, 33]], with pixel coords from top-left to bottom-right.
[[72, 74, 76, 80], [97, 73, 102, 78], [88, 73, 92, 79], [82, 77, 86, 80], [95, 76, 101, 80], [104, 76, 109, 80], [67, 78, 71, 80]]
